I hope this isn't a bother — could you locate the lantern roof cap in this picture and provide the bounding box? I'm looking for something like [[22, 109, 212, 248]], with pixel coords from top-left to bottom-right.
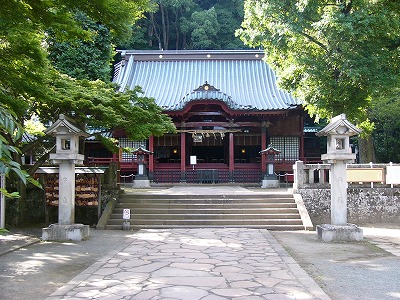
[[131, 145, 153, 155], [260, 144, 281, 155], [316, 113, 361, 137], [45, 114, 89, 137]]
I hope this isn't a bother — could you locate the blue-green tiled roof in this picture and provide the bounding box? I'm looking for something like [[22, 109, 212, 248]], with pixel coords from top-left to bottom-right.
[[113, 50, 300, 111]]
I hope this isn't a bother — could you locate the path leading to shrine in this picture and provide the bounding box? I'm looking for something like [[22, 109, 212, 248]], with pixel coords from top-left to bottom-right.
[[0, 186, 399, 299]]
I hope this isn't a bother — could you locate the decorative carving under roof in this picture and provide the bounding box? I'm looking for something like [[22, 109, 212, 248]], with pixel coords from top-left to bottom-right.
[[194, 81, 220, 92], [165, 83, 254, 111]]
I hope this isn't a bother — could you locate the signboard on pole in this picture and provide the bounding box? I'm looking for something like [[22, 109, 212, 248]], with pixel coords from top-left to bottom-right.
[[123, 208, 131, 220]]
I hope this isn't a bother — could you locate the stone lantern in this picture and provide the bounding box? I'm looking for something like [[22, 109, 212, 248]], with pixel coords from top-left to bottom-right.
[[132, 145, 153, 188], [42, 114, 90, 241], [316, 113, 363, 241], [260, 145, 281, 188]]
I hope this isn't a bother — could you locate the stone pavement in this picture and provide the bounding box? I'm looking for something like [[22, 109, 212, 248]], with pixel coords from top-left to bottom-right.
[[1, 185, 399, 299], [45, 228, 329, 300]]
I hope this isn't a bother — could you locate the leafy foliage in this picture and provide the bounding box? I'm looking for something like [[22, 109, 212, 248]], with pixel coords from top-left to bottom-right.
[[190, 8, 220, 49], [0, 0, 151, 121], [47, 12, 114, 82], [237, 0, 400, 125], [0, 107, 40, 198], [0, 0, 175, 222], [41, 73, 176, 140], [370, 89, 400, 162], [126, 0, 247, 50]]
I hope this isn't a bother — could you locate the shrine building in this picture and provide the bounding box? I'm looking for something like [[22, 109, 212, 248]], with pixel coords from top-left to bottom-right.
[[86, 50, 320, 184]]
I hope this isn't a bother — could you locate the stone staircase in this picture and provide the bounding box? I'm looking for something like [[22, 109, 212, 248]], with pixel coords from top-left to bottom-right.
[[103, 191, 311, 230]]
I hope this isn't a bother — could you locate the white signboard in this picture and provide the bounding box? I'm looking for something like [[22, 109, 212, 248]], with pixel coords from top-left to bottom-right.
[[190, 156, 197, 165], [123, 208, 131, 220], [386, 166, 400, 184], [138, 164, 144, 175]]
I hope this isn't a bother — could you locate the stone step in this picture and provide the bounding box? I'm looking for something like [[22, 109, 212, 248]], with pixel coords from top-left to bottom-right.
[[119, 193, 293, 200], [115, 203, 298, 210], [112, 208, 299, 215], [106, 223, 304, 230], [104, 192, 307, 230], [109, 213, 301, 222], [118, 196, 295, 203]]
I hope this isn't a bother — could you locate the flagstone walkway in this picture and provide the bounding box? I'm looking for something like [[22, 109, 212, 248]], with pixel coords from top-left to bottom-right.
[[46, 228, 330, 300]]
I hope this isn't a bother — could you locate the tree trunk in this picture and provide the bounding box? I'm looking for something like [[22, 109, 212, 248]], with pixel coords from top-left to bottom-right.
[[160, 3, 168, 49], [358, 135, 376, 163], [150, 12, 162, 49]]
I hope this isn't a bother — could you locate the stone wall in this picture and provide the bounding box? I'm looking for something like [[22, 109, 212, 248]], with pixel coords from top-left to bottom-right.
[[298, 188, 400, 226]]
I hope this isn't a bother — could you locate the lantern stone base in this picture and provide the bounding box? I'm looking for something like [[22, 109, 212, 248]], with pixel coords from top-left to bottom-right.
[[261, 179, 280, 188], [123, 221, 131, 230], [42, 224, 90, 242], [133, 178, 151, 188], [317, 223, 363, 242]]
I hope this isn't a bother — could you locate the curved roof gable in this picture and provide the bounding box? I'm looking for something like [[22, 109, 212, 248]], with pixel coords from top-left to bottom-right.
[[113, 50, 300, 111], [167, 82, 254, 111]]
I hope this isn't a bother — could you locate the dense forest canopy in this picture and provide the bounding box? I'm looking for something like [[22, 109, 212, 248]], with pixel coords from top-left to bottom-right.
[[119, 0, 247, 50]]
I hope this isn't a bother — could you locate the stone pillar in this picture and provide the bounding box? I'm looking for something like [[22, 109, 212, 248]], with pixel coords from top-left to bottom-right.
[[330, 161, 348, 225], [58, 162, 76, 225], [292, 160, 304, 192]]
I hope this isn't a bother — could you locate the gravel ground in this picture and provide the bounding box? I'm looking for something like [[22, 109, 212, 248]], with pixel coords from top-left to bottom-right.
[[272, 226, 400, 300]]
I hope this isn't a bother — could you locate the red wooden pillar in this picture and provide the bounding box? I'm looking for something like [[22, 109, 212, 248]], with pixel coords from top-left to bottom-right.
[[229, 132, 234, 173], [148, 135, 154, 173], [180, 132, 186, 171], [261, 127, 267, 173], [299, 114, 304, 160]]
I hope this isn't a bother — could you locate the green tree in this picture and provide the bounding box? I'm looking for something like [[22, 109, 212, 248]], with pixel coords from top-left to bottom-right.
[[0, 0, 177, 224], [237, 0, 400, 161], [0, 0, 149, 116], [238, 1, 400, 121], [214, 0, 246, 49], [47, 12, 114, 82], [190, 7, 221, 49], [147, 0, 200, 50], [0, 107, 40, 199], [370, 89, 400, 163], [129, 0, 246, 50]]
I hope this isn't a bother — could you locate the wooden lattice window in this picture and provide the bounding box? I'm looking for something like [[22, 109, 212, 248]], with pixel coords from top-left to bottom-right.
[[269, 137, 299, 161], [119, 138, 146, 161]]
